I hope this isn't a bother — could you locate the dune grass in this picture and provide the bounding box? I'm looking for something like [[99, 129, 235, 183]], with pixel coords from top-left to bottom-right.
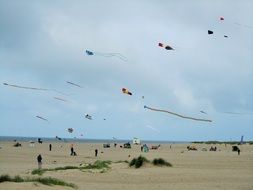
[[0, 174, 77, 189], [129, 156, 173, 168], [32, 160, 112, 175], [129, 156, 150, 168], [82, 160, 111, 170], [152, 158, 172, 167]]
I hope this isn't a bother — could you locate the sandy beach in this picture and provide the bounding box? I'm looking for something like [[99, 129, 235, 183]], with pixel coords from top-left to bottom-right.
[[0, 141, 253, 190]]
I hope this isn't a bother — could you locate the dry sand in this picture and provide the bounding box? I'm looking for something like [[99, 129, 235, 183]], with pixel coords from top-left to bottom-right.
[[0, 141, 253, 190]]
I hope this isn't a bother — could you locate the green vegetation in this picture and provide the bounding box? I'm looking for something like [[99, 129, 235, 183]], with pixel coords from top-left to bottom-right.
[[129, 156, 149, 168], [82, 160, 111, 170], [152, 158, 172, 167], [129, 156, 173, 168], [114, 160, 129, 164], [32, 160, 112, 176], [0, 174, 77, 189]]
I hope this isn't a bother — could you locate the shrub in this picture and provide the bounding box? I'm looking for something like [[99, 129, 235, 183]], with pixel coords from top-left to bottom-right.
[[129, 156, 149, 168], [152, 158, 172, 167]]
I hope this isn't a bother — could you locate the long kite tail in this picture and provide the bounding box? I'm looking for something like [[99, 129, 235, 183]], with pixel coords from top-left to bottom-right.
[[3, 83, 49, 91], [144, 105, 212, 122], [95, 52, 128, 61], [3, 82, 67, 96]]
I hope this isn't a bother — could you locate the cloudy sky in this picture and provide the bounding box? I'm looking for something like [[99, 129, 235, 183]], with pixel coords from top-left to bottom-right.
[[1, 0, 252, 141]]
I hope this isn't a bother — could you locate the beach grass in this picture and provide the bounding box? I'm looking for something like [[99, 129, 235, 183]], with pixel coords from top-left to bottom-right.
[[129, 156, 149, 168], [152, 158, 172, 167], [32, 160, 112, 175], [0, 174, 77, 189], [82, 160, 111, 170]]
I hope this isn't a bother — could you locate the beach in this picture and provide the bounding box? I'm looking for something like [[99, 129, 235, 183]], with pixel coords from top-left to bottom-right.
[[0, 141, 253, 190]]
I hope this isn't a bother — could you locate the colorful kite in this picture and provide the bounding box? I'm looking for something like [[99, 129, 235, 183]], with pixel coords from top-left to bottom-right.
[[144, 105, 212, 122], [85, 50, 127, 61], [158, 43, 174, 50], [36, 115, 49, 123], [122, 88, 132, 95]]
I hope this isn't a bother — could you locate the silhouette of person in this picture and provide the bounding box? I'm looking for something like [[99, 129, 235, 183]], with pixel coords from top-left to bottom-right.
[[37, 154, 42, 169]]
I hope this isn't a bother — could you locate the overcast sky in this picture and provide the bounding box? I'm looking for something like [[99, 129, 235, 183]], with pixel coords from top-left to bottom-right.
[[1, 0, 252, 141]]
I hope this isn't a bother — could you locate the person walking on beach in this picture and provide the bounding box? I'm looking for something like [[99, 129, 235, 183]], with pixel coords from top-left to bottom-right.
[[95, 149, 98, 157], [238, 148, 241, 155], [37, 154, 42, 169], [70, 144, 74, 156], [49, 144, 52, 151]]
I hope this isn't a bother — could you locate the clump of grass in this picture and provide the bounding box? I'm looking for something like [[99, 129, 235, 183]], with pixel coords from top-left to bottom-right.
[[129, 156, 149, 168], [54, 166, 79, 170], [83, 160, 111, 170], [0, 174, 77, 189], [152, 158, 172, 167], [32, 161, 112, 175], [31, 169, 45, 176], [31, 177, 77, 188], [32, 166, 80, 176], [0, 174, 11, 182]]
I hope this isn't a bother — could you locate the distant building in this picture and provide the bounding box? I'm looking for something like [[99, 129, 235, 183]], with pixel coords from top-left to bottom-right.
[[133, 137, 141, 145]]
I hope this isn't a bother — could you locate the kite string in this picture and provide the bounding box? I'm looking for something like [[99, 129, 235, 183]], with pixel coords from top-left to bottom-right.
[[145, 106, 212, 122]]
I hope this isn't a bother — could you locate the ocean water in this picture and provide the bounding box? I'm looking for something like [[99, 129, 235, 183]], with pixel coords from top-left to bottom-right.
[[0, 136, 188, 144]]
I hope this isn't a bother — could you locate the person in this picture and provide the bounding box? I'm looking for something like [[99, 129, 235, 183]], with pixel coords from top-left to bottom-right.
[[238, 148, 240, 155], [70, 144, 74, 156], [37, 154, 42, 169], [49, 144, 52, 151], [95, 149, 98, 157]]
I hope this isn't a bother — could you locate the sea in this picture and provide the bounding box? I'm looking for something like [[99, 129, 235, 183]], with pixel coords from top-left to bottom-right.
[[0, 136, 188, 144]]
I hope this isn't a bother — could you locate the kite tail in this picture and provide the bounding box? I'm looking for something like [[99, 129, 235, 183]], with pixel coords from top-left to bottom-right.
[[95, 52, 128, 61], [144, 105, 212, 122]]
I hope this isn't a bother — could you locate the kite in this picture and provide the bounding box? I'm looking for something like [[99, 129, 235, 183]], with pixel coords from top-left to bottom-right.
[[85, 50, 127, 61], [67, 128, 74, 133], [3, 82, 66, 95], [66, 81, 82, 88], [85, 114, 92, 120], [54, 97, 68, 102], [36, 115, 49, 123], [158, 43, 174, 50], [220, 17, 224, 21], [144, 105, 212, 122], [122, 88, 132, 95]]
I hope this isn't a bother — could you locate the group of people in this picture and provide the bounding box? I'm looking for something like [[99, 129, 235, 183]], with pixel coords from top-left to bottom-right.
[[36, 144, 99, 169]]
